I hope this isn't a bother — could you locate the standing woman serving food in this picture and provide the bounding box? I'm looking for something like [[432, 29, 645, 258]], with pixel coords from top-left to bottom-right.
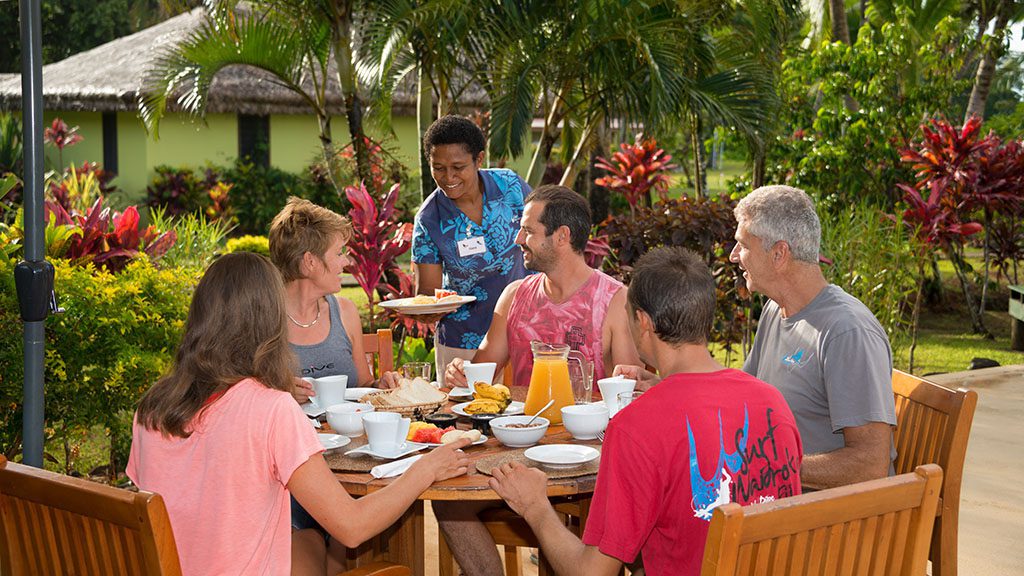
[[412, 115, 531, 377]]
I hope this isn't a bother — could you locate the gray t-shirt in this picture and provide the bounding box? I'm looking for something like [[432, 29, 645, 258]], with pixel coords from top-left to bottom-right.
[[291, 295, 361, 386], [743, 285, 896, 457]]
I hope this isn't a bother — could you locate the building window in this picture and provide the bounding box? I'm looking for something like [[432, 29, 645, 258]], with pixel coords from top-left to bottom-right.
[[238, 114, 270, 167], [102, 112, 118, 175]]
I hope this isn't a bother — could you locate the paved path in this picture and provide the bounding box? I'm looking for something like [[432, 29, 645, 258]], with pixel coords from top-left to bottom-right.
[[929, 365, 1024, 575]]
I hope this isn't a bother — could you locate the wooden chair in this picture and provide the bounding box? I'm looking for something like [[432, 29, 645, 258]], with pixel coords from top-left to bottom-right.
[[362, 328, 394, 377], [701, 464, 944, 576], [0, 455, 411, 576], [891, 370, 978, 576], [0, 454, 183, 575]]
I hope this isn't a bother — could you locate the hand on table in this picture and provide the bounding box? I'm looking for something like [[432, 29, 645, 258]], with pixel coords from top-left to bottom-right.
[[412, 437, 472, 482], [377, 371, 402, 389], [292, 377, 314, 404], [444, 357, 468, 388], [489, 461, 550, 521], [613, 364, 661, 391]]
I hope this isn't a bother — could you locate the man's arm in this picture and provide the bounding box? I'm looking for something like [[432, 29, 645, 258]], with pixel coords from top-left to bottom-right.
[[800, 421, 892, 490], [490, 463, 624, 576], [443, 280, 521, 386], [603, 288, 641, 375]]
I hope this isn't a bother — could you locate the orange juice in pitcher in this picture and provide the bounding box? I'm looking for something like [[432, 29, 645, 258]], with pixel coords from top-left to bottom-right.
[[524, 341, 588, 425]]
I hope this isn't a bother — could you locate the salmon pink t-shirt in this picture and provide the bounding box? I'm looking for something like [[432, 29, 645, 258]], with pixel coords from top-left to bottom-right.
[[127, 378, 322, 576]]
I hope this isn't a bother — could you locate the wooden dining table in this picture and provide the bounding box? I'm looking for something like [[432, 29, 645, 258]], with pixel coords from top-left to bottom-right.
[[329, 392, 600, 576]]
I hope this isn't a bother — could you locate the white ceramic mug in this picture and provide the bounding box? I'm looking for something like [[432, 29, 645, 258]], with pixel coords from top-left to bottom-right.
[[463, 361, 497, 394], [312, 375, 348, 408], [362, 412, 411, 454], [597, 376, 636, 418]]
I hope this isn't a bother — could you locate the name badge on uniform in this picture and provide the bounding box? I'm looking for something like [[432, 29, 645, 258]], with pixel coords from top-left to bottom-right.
[[457, 236, 486, 257]]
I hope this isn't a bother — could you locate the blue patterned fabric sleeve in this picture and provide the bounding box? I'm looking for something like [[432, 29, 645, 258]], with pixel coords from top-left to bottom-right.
[[412, 206, 441, 264]]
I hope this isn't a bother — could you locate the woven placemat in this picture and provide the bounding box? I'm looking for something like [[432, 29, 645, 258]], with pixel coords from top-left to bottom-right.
[[324, 437, 382, 473], [475, 447, 601, 479]]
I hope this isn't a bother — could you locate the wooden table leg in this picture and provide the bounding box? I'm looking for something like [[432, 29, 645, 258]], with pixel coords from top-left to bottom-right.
[[383, 500, 424, 576]]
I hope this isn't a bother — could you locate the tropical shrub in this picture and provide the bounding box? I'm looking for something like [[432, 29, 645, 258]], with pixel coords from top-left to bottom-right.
[[145, 165, 220, 217], [149, 208, 233, 271], [764, 13, 973, 210], [43, 118, 82, 170], [0, 257, 196, 477], [600, 195, 744, 356], [224, 234, 271, 257], [594, 136, 676, 215]]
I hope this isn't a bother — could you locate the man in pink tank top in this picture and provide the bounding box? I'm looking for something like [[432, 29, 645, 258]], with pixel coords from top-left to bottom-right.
[[436, 185, 641, 576], [443, 184, 640, 391]]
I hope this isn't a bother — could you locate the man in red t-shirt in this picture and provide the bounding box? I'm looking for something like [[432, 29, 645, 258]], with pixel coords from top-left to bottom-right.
[[490, 247, 803, 576]]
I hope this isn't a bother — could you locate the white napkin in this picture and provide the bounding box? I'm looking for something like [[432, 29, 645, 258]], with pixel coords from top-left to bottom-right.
[[370, 455, 422, 479]]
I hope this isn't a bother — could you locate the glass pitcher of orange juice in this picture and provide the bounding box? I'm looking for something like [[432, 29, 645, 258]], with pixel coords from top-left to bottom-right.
[[524, 341, 590, 425]]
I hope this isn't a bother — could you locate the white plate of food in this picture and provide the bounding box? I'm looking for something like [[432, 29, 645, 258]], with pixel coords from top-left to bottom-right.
[[379, 295, 476, 315], [345, 387, 380, 402], [451, 401, 525, 417], [317, 433, 352, 451], [524, 444, 600, 470]]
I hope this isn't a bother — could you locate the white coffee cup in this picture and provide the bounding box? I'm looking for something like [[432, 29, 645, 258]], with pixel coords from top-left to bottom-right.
[[463, 361, 497, 394], [597, 376, 636, 418], [312, 375, 348, 408], [362, 412, 412, 455]]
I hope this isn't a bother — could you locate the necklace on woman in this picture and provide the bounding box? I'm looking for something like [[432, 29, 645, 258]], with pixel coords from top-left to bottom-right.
[[287, 298, 321, 328]]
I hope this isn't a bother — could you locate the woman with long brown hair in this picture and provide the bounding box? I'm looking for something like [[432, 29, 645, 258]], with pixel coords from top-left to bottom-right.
[[127, 253, 469, 576]]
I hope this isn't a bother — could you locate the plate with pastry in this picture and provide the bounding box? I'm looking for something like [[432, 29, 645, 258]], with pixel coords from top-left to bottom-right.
[[379, 290, 476, 315], [451, 400, 525, 417]]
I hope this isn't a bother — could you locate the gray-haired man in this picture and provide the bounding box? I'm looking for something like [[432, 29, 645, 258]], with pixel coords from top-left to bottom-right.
[[730, 185, 895, 490]]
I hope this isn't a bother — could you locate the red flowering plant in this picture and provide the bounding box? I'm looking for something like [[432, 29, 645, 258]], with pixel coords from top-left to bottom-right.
[[343, 182, 413, 327], [45, 197, 177, 272], [594, 136, 677, 216], [43, 118, 83, 170]]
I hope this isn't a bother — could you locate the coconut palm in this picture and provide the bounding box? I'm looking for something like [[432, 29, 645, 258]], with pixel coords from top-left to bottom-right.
[[139, 0, 375, 189]]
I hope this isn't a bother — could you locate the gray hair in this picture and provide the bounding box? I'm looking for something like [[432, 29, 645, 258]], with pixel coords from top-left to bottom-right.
[[734, 185, 820, 264]]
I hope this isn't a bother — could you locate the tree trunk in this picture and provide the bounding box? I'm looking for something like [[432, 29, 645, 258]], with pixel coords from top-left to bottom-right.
[[909, 267, 925, 373], [829, 0, 851, 44], [331, 1, 371, 187], [947, 244, 992, 338], [690, 113, 706, 198], [416, 64, 435, 199], [589, 123, 610, 224], [964, 0, 1011, 123], [526, 83, 571, 187], [559, 117, 598, 188], [752, 147, 766, 189], [315, 112, 342, 194]]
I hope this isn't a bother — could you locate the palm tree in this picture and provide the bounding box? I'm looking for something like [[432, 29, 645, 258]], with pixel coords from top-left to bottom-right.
[[140, 0, 375, 190], [963, 0, 1024, 121]]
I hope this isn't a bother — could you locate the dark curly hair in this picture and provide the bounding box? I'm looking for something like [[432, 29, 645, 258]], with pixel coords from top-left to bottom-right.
[[423, 115, 486, 158]]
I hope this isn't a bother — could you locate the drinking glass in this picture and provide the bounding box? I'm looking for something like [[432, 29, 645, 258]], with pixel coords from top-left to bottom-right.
[[617, 391, 645, 413], [402, 362, 432, 381]]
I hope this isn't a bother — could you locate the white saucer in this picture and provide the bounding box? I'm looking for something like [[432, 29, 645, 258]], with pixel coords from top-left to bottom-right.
[[302, 402, 326, 418], [317, 433, 351, 451], [345, 387, 380, 402], [451, 401, 525, 417], [447, 387, 474, 401], [524, 444, 600, 470], [345, 442, 428, 460], [421, 434, 488, 448]]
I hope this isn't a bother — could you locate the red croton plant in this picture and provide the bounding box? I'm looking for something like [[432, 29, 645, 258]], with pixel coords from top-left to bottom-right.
[[45, 197, 176, 272], [595, 136, 677, 215], [343, 182, 413, 317]]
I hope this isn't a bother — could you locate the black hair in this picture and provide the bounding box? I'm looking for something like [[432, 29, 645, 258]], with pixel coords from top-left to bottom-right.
[[422, 115, 486, 158], [525, 185, 591, 254]]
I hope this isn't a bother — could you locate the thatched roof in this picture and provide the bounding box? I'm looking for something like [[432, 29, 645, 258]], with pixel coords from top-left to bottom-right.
[[0, 7, 487, 117]]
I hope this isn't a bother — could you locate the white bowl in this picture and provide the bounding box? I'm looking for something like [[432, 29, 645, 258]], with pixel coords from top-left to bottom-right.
[[490, 416, 549, 448], [325, 402, 374, 437], [561, 404, 609, 440]]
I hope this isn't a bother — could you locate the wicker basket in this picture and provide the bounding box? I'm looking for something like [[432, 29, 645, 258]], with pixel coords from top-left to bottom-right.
[[361, 390, 448, 419]]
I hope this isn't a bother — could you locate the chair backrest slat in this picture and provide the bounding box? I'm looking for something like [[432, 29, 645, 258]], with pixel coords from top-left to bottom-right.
[[702, 464, 943, 576], [362, 328, 394, 377], [0, 455, 182, 576]]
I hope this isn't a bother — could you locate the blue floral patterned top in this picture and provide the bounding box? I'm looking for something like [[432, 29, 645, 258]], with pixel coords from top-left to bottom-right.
[[412, 168, 531, 349]]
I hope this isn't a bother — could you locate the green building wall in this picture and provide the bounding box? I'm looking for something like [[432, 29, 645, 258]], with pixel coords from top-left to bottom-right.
[[32, 109, 534, 204]]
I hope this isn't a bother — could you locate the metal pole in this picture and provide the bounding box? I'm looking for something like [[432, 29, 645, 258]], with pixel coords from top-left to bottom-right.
[[19, 0, 46, 468]]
